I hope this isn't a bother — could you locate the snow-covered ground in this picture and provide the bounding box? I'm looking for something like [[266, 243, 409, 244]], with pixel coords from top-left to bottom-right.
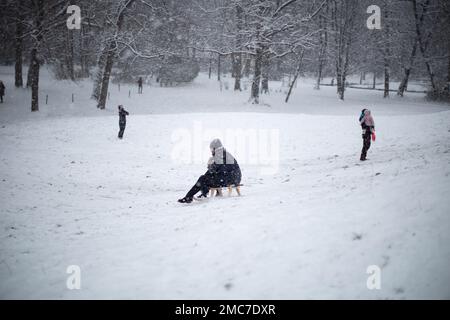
[[0, 67, 449, 299]]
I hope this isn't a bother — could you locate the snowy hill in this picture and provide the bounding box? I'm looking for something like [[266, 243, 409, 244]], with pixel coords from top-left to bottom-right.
[[0, 67, 449, 299]]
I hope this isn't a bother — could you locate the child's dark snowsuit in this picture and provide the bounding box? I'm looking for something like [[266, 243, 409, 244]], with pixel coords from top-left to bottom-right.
[[361, 130, 372, 161], [359, 109, 375, 161], [0, 81, 5, 103], [118, 107, 129, 139]]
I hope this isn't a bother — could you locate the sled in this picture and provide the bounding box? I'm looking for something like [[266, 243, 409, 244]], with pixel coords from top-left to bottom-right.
[[209, 184, 242, 197]]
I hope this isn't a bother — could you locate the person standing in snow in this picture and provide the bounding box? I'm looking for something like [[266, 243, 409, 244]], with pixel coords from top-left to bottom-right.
[[178, 138, 241, 203], [0, 80, 5, 103], [137, 77, 143, 94], [359, 109, 375, 161], [118, 105, 129, 139]]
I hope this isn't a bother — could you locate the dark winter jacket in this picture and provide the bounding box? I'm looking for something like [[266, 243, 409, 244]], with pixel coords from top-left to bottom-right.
[[208, 139, 241, 187], [119, 108, 129, 125], [0, 82, 5, 95]]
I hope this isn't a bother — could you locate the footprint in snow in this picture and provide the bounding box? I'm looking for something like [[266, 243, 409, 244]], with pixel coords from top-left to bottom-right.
[[352, 233, 363, 241], [394, 287, 405, 295], [224, 283, 233, 290]]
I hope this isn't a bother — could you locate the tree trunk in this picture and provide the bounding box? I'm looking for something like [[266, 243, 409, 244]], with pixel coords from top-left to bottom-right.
[[398, 42, 417, 96], [233, 4, 243, 91], [383, 1, 390, 98], [208, 56, 212, 79], [336, 67, 342, 96], [285, 51, 304, 103], [14, 10, 23, 88], [66, 28, 75, 81], [30, 48, 40, 112], [80, 25, 86, 77], [95, 0, 136, 109], [384, 60, 390, 98], [315, 5, 328, 90], [97, 45, 115, 109], [26, 57, 33, 88], [251, 48, 263, 104], [398, 0, 429, 96], [447, 51, 450, 91], [316, 64, 323, 90], [92, 50, 107, 101], [30, 0, 44, 112], [217, 54, 221, 81], [339, 4, 354, 101], [372, 72, 376, 89], [231, 53, 236, 78], [412, 0, 437, 93], [337, 76, 345, 100], [82, 15, 93, 77], [234, 53, 242, 91], [333, 0, 354, 100], [243, 55, 251, 77], [79, 23, 89, 78], [336, 55, 346, 100], [261, 50, 269, 94], [424, 60, 437, 93]]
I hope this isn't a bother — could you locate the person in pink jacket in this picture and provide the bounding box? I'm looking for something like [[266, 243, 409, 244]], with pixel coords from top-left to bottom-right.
[[359, 109, 375, 161]]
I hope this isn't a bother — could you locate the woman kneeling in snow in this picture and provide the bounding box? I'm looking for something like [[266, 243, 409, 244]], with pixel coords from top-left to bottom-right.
[[178, 139, 241, 203]]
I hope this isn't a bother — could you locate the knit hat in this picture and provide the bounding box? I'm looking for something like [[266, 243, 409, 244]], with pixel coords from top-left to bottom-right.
[[209, 138, 223, 151]]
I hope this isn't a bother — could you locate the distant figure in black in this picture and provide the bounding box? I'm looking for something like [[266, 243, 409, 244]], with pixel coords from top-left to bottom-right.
[[359, 109, 375, 161], [178, 139, 241, 203], [137, 77, 143, 94], [0, 80, 5, 103], [118, 105, 129, 139]]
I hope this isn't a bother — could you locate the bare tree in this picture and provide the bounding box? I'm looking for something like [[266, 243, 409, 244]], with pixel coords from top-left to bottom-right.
[[285, 49, 305, 102], [233, 3, 244, 91], [397, 0, 430, 96], [14, 2, 24, 88], [93, 0, 136, 109], [383, 0, 391, 98], [29, 0, 45, 112], [330, 0, 357, 100], [315, 2, 328, 90]]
